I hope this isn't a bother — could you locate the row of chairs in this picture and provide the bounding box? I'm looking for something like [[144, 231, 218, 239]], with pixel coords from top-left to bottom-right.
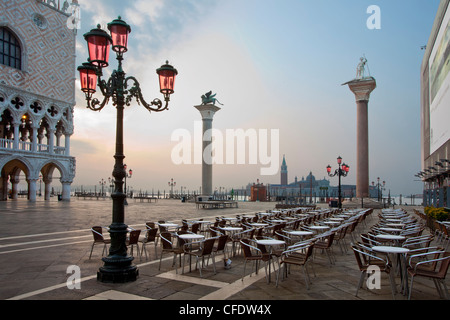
[[354, 209, 450, 300]]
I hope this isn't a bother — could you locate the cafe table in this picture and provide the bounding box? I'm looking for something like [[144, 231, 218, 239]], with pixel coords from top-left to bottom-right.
[[178, 233, 205, 273], [374, 234, 405, 246], [157, 222, 180, 232], [254, 239, 285, 283], [308, 225, 330, 234], [379, 227, 402, 234], [285, 230, 313, 242], [372, 245, 410, 296]]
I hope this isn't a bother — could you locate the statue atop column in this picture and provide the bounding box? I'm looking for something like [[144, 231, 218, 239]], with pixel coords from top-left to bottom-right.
[[201, 91, 224, 106], [356, 56, 369, 79]]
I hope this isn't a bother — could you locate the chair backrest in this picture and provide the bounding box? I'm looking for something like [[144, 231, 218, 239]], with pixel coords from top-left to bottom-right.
[[160, 232, 173, 249], [202, 237, 216, 255], [436, 252, 450, 278], [191, 223, 200, 234], [240, 239, 255, 258], [216, 234, 229, 251], [128, 230, 141, 245], [91, 226, 104, 241], [145, 227, 158, 241], [146, 222, 156, 229]]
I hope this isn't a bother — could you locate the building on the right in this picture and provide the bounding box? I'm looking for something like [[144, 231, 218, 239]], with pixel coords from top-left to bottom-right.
[[420, 0, 450, 207]]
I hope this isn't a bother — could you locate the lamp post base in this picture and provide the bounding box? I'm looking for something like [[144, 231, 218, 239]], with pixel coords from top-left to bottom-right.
[[97, 255, 138, 283]]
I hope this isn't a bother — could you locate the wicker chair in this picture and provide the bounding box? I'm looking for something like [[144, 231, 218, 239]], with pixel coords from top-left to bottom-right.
[[240, 239, 271, 283], [159, 232, 185, 274], [407, 250, 450, 300], [89, 226, 110, 259], [276, 242, 315, 289]]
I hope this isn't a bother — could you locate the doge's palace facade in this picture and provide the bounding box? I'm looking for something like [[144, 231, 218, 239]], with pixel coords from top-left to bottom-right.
[[0, 0, 78, 201]]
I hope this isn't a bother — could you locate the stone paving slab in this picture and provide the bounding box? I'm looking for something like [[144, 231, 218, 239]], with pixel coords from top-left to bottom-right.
[[0, 198, 448, 314]]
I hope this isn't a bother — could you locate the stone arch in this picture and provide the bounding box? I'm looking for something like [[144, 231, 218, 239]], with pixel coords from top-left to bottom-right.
[[38, 159, 72, 201], [0, 156, 33, 201]]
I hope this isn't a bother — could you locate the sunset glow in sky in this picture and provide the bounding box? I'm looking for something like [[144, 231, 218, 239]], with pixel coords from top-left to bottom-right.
[[71, 0, 440, 196]]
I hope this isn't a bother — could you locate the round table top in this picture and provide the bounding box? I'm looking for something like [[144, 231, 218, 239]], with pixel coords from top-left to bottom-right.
[[309, 225, 330, 229], [249, 223, 269, 227], [372, 246, 410, 254], [158, 223, 179, 227], [379, 227, 402, 232], [270, 219, 285, 223], [190, 220, 211, 224], [178, 234, 204, 240], [255, 239, 285, 246], [374, 234, 405, 240], [385, 223, 405, 227], [219, 227, 243, 231], [286, 230, 313, 236]]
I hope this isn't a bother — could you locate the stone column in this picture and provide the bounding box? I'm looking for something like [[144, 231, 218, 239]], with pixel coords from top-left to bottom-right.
[[12, 120, 20, 150], [61, 180, 72, 201], [343, 77, 376, 199], [27, 178, 38, 202], [44, 178, 52, 201], [194, 104, 221, 197], [64, 133, 71, 156], [10, 176, 20, 200]]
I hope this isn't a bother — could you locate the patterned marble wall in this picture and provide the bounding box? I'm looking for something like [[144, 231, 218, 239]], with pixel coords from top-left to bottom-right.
[[0, 0, 76, 105]]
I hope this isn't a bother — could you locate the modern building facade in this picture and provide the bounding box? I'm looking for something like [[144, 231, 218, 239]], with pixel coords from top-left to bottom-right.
[[420, 0, 450, 207], [0, 0, 77, 201]]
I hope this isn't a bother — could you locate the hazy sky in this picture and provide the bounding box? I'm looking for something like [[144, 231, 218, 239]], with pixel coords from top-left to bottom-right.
[[71, 0, 440, 196]]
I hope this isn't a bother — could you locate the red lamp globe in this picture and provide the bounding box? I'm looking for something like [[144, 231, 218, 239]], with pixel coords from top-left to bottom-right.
[[107, 16, 131, 54], [156, 61, 178, 97], [77, 62, 98, 98], [83, 25, 112, 68], [337, 156, 342, 165], [326, 165, 332, 173]]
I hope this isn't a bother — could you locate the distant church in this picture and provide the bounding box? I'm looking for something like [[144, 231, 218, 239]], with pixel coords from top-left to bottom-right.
[[0, 0, 78, 201], [269, 155, 358, 201]]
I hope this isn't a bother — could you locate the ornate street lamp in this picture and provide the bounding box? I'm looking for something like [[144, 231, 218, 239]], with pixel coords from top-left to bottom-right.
[[326, 156, 350, 209], [123, 164, 132, 205], [168, 178, 176, 198], [371, 177, 385, 202], [78, 17, 178, 283]]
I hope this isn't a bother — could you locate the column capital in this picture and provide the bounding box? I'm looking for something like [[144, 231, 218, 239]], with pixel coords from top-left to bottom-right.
[[343, 77, 377, 102], [194, 104, 221, 120]]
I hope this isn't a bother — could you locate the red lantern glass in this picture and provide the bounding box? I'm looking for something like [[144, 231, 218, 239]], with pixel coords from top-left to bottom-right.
[[157, 61, 178, 96], [77, 62, 97, 98], [84, 25, 112, 68], [108, 17, 131, 53], [326, 165, 332, 173], [337, 156, 342, 165]]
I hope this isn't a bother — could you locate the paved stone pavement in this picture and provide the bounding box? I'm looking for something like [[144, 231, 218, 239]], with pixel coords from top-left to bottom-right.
[[0, 198, 447, 313]]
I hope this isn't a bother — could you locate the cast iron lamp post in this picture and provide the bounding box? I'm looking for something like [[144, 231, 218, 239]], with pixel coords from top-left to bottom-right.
[[327, 156, 350, 209], [372, 177, 385, 202], [168, 178, 176, 198], [77, 17, 178, 283], [123, 164, 132, 205]]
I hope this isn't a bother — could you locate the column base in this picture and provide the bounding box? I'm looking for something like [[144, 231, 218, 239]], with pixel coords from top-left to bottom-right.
[[97, 255, 138, 283]]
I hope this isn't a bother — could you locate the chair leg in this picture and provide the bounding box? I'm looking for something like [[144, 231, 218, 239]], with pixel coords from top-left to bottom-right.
[[302, 265, 310, 290], [408, 276, 415, 300], [158, 251, 164, 270], [356, 271, 365, 296], [242, 260, 247, 281]]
